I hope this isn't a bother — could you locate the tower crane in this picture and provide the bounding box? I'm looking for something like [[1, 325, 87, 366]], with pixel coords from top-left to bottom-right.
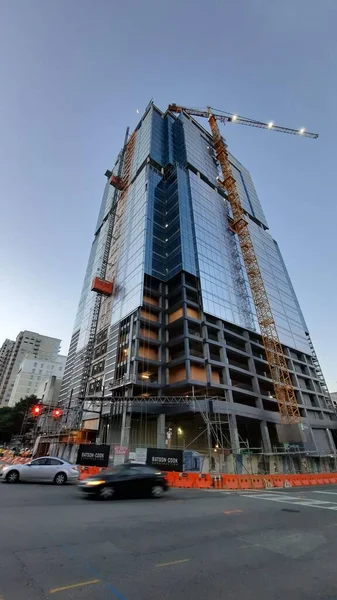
[[168, 103, 319, 425]]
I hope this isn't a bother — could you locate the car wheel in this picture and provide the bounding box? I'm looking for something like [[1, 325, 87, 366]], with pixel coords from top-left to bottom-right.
[[6, 470, 19, 483], [54, 472, 67, 485], [151, 485, 164, 498], [99, 486, 115, 500]]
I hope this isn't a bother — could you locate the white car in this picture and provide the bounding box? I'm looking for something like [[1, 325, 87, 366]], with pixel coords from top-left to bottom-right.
[[0, 456, 79, 485]]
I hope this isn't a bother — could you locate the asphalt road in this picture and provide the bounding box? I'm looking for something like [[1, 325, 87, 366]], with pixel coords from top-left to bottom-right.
[[1, 481, 337, 600]]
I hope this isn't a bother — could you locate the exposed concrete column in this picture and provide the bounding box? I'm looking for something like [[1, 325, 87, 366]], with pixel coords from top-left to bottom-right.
[[223, 365, 232, 388], [184, 322, 191, 381], [218, 321, 226, 361], [201, 322, 212, 384], [98, 415, 106, 444], [260, 420, 272, 453], [157, 413, 166, 449], [326, 428, 336, 454], [225, 387, 234, 403], [218, 322, 229, 385], [125, 317, 134, 380], [284, 347, 308, 418], [228, 413, 240, 454], [248, 357, 261, 396], [105, 418, 120, 445], [120, 410, 131, 447], [245, 332, 266, 402]]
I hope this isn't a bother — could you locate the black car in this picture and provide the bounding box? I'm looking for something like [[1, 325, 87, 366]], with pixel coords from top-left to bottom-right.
[[78, 463, 169, 500]]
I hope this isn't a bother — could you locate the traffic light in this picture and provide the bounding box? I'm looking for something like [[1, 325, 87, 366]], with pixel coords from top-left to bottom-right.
[[52, 408, 62, 419], [31, 405, 42, 417]]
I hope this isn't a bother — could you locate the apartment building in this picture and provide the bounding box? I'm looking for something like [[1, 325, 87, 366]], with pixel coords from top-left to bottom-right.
[[0, 331, 61, 407]]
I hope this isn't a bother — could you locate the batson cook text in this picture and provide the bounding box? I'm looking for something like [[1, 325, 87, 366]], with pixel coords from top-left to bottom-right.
[[146, 449, 183, 472]]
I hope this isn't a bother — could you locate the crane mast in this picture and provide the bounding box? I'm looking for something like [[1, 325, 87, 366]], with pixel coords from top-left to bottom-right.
[[167, 104, 318, 424], [208, 114, 300, 424]]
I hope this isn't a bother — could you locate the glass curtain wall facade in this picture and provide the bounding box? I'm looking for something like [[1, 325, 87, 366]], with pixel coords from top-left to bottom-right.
[[60, 103, 336, 460]]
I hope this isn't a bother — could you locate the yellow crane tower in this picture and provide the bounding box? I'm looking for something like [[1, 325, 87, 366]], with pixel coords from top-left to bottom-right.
[[168, 104, 318, 426]]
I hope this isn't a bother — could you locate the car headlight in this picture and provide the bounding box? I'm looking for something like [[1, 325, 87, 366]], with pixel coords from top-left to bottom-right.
[[85, 480, 106, 486]]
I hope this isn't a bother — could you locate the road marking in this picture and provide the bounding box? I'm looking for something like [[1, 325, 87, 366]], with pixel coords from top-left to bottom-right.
[[224, 510, 243, 515], [241, 492, 337, 511], [49, 579, 100, 594], [156, 559, 190, 568], [220, 490, 261, 494], [312, 491, 337, 495]]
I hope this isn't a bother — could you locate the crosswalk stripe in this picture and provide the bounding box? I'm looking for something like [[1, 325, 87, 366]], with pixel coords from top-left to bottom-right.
[[312, 491, 337, 495], [241, 493, 337, 511]]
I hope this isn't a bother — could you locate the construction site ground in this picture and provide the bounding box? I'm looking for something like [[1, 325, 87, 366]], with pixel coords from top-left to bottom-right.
[[1, 483, 337, 599]]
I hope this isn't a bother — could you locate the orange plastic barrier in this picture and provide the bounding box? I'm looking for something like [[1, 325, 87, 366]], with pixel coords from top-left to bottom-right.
[[287, 475, 302, 487], [198, 474, 212, 488], [221, 476, 239, 490], [0, 450, 13, 463], [268, 476, 284, 487], [262, 476, 274, 488], [165, 472, 178, 487], [189, 473, 211, 488], [78, 466, 101, 480], [249, 476, 265, 490], [166, 471, 337, 489], [11, 457, 30, 465], [175, 472, 194, 488], [78, 467, 89, 480], [213, 475, 223, 489], [236, 476, 252, 490]]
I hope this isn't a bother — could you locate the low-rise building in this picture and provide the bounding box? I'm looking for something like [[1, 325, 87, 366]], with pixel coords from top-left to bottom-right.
[[8, 355, 67, 407], [36, 374, 64, 407]]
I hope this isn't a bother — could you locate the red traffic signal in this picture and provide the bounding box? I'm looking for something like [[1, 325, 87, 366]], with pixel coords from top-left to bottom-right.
[[52, 408, 62, 419], [32, 405, 42, 417]]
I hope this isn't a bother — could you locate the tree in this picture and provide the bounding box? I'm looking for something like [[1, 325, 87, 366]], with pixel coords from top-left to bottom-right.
[[0, 407, 14, 443], [0, 395, 37, 443]]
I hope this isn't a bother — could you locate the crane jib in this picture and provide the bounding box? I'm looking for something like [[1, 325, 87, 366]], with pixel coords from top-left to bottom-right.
[[168, 104, 318, 139]]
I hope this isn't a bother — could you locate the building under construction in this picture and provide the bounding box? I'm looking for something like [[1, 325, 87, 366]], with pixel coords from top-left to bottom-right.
[[57, 102, 337, 473]]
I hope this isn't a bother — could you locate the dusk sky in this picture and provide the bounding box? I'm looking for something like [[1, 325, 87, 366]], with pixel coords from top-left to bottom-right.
[[0, 0, 336, 389]]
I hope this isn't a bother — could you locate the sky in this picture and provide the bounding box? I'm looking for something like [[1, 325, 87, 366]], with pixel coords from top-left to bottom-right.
[[0, 0, 336, 389]]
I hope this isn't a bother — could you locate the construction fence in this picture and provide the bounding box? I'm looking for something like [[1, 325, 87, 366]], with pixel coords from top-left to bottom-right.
[[3, 443, 337, 476], [77, 466, 337, 490], [127, 444, 337, 477], [2, 447, 337, 489]]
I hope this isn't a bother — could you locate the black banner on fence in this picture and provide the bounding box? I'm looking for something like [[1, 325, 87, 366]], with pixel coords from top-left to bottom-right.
[[146, 448, 183, 472], [77, 444, 110, 467]]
